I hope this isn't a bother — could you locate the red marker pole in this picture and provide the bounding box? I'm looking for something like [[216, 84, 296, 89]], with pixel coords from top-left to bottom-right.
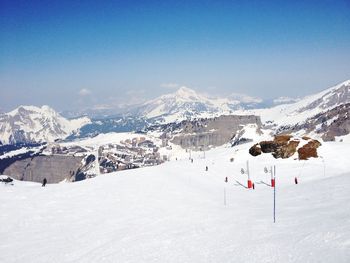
[[247, 160, 252, 189], [271, 166, 275, 187], [273, 165, 276, 223]]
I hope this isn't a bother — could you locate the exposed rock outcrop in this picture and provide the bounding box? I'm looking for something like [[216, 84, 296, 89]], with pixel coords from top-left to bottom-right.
[[249, 144, 261, 156], [164, 115, 262, 149], [3, 155, 85, 183], [298, 140, 322, 160], [273, 140, 300, 159], [277, 103, 350, 141], [249, 135, 320, 160]]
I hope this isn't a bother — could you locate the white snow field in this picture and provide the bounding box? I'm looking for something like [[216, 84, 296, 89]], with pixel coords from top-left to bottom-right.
[[1, 142, 350, 263]]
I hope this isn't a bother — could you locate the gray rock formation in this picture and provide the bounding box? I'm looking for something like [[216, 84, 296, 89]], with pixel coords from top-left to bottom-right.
[[3, 155, 84, 183], [170, 115, 261, 149], [277, 103, 350, 141]]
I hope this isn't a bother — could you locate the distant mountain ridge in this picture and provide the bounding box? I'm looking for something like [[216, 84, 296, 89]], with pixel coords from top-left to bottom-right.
[[1, 80, 349, 145], [0, 105, 90, 145], [253, 79, 350, 125], [253, 79, 350, 141], [130, 86, 262, 122]]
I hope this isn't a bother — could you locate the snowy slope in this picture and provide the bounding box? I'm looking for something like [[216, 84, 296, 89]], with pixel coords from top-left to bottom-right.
[[1, 141, 350, 262], [0, 105, 90, 144], [248, 79, 350, 126]]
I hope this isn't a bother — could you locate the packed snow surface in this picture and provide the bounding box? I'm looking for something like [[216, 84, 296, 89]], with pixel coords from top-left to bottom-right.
[[1, 142, 350, 262]]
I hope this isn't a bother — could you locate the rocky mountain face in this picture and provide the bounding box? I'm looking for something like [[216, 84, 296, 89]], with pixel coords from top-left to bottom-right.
[[297, 80, 349, 113], [3, 155, 85, 183], [150, 115, 262, 149], [277, 103, 350, 141], [0, 105, 90, 145], [1, 150, 100, 183], [254, 80, 350, 140]]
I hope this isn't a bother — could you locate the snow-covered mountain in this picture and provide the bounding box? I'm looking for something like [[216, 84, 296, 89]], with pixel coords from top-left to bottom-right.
[[132, 79, 349, 126], [2, 80, 348, 144], [241, 79, 350, 140], [0, 105, 91, 145], [132, 86, 262, 122], [134, 80, 350, 140], [254, 79, 350, 126]]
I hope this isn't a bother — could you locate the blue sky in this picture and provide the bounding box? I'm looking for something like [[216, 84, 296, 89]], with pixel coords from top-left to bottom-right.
[[1, 0, 349, 112]]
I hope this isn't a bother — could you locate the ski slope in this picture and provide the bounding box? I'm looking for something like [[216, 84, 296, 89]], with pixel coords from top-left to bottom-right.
[[1, 142, 350, 262]]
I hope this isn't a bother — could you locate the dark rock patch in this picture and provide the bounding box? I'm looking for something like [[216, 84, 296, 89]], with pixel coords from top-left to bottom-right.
[[249, 135, 319, 160], [249, 144, 261, 156], [298, 140, 322, 160]]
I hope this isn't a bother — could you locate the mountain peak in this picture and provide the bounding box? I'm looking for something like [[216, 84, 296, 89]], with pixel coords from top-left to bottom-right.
[[176, 86, 195, 93], [340, 79, 350, 86], [174, 86, 198, 98], [0, 105, 90, 144]]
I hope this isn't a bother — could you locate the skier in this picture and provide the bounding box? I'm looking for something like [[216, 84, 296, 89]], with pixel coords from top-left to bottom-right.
[[294, 177, 298, 185], [225, 177, 228, 183], [42, 178, 47, 187], [205, 166, 208, 171], [0, 176, 13, 184]]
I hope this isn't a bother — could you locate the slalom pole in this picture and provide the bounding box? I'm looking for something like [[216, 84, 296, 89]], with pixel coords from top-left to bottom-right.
[[247, 160, 252, 189], [273, 165, 276, 223], [271, 165, 275, 187]]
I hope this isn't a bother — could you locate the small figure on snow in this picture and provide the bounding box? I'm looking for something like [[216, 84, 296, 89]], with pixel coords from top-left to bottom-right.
[[225, 177, 228, 183], [0, 176, 13, 184], [205, 166, 208, 171], [294, 177, 298, 185], [42, 178, 47, 187]]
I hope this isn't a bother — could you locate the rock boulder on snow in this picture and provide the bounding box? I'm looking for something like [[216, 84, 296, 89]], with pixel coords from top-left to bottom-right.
[[249, 135, 320, 160], [249, 143, 261, 156], [298, 140, 322, 160]]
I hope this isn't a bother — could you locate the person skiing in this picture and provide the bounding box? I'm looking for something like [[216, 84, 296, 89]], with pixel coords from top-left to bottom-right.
[[42, 178, 47, 187], [205, 166, 208, 171], [225, 177, 228, 183]]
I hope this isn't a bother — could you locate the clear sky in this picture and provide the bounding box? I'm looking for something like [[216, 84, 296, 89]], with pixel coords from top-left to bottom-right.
[[1, 0, 349, 112]]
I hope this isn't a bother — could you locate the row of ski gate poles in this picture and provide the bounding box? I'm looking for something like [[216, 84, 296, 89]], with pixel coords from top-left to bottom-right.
[[226, 160, 299, 189], [222, 161, 299, 223]]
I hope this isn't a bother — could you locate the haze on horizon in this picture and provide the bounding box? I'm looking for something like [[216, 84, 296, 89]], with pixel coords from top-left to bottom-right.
[[1, 0, 349, 112]]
